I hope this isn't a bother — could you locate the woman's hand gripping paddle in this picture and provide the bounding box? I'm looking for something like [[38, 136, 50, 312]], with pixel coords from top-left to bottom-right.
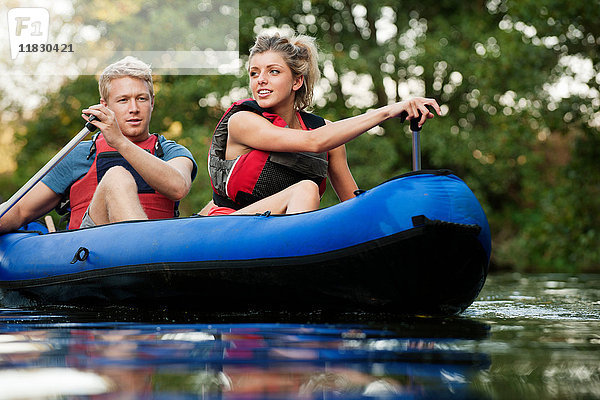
[[399, 111, 426, 171]]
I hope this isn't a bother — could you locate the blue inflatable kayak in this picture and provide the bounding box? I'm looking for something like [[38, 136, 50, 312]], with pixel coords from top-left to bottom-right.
[[0, 170, 491, 315]]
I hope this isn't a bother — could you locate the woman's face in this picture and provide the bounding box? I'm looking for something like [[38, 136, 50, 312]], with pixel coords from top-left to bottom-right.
[[248, 50, 303, 111]]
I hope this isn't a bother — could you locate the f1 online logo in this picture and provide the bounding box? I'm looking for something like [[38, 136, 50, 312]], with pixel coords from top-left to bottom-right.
[[7, 8, 49, 60]]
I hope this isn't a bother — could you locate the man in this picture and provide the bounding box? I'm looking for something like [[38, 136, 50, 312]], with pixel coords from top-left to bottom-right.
[[0, 56, 197, 233]]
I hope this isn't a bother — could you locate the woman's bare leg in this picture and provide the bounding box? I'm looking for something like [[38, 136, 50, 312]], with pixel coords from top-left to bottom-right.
[[232, 180, 320, 215]]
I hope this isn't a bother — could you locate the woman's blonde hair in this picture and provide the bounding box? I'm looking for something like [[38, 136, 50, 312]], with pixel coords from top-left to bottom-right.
[[98, 56, 154, 101], [249, 32, 320, 111]]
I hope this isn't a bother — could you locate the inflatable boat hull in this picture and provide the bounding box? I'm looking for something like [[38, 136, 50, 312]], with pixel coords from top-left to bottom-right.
[[0, 171, 491, 315]]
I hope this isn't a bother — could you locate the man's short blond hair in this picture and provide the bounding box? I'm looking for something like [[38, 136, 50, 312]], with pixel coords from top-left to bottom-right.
[[98, 56, 154, 101]]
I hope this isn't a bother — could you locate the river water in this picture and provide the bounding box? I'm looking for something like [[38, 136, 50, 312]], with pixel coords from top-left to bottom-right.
[[0, 272, 598, 399]]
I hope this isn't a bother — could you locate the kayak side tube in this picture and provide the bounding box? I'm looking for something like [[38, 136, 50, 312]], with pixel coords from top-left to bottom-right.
[[0, 171, 491, 315]]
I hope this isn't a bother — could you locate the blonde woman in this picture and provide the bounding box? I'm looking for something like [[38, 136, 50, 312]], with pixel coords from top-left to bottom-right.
[[205, 32, 440, 216]]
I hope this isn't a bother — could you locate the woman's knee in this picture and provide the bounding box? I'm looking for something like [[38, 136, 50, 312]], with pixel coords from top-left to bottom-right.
[[291, 180, 320, 203], [283, 180, 320, 213], [293, 180, 319, 194]]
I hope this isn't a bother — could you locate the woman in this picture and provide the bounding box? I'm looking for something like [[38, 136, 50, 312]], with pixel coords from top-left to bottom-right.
[[205, 32, 441, 216]]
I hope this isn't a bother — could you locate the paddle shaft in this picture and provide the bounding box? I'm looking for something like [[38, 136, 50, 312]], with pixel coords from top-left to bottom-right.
[[399, 111, 424, 171], [0, 118, 98, 219], [411, 117, 422, 171]]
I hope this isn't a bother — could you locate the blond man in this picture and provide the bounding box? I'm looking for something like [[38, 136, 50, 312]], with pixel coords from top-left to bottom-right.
[[0, 56, 197, 233]]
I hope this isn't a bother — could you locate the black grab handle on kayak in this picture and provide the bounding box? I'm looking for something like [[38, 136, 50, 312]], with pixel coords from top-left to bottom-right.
[[70, 247, 89, 264]]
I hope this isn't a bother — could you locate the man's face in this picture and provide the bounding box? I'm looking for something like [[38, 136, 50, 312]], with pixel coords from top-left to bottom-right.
[[102, 77, 154, 142]]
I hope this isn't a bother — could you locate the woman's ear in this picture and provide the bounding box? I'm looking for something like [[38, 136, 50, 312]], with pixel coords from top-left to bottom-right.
[[292, 75, 304, 92]]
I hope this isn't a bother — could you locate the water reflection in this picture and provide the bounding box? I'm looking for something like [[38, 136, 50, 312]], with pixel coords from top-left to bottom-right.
[[0, 312, 490, 399], [1, 273, 598, 399], [466, 273, 600, 399]]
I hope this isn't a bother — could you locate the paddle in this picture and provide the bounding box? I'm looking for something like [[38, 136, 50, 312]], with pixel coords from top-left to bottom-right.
[[399, 110, 425, 171], [410, 115, 422, 171], [0, 116, 99, 219]]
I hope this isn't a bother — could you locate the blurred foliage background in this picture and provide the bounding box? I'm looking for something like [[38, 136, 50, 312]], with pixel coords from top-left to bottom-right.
[[1, 0, 599, 272]]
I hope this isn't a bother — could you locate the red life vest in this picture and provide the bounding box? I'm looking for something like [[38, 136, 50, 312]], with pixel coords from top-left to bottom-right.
[[208, 99, 328, 209], [68, 134, 176, 229]]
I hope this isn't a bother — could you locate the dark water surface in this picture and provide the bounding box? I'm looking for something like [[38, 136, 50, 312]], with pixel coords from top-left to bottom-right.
[[0, 273, 598, 399]]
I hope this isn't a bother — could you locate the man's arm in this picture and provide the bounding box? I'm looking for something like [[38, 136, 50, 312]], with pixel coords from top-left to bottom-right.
[[82, 107, 194, 201], [114, 143, 194, 201], [0, 182, 61, 234], [162, 155, 194, 200]]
